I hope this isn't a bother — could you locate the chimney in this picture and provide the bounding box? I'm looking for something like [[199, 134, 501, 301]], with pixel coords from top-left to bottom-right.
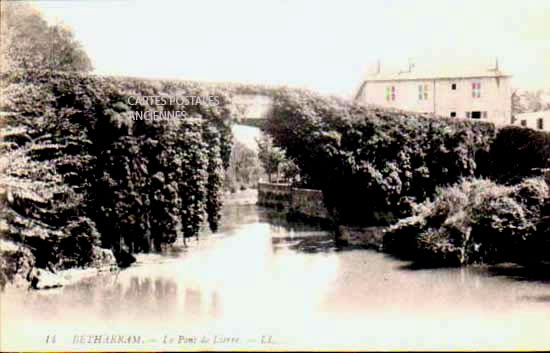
[[489, 57, 500, 72], [399, 58, 415, 74], [408, 58, 415, 72]]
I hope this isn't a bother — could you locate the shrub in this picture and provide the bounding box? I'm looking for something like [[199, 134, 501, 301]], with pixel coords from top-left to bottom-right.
[[522, 176, 550, 263], [384, 177, 549, 266], [486, 126, 550, 184], [533, 208, 550, 262], [468, 194, 533, 264], [0, 240, 35, 290]]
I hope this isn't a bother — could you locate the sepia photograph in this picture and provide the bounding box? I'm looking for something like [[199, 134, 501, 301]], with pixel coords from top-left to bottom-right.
[[0, 0, 549, 351]]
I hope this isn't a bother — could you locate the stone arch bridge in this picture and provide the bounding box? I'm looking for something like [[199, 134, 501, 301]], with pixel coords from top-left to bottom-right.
[[231, 94, 273, 128]]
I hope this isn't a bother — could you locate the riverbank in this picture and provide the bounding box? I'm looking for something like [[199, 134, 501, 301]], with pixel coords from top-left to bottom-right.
[[2, 199, 550, 351], [0, 189, 258, 292], [0, 237, 119, 292], [258, 176, 550, 268]]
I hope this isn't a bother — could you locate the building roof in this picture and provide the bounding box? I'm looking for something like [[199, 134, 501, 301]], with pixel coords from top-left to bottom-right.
[[363, 69, 511, 82]]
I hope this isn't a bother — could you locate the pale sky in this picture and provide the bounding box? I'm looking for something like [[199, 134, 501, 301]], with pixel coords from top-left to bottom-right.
[[33, 0, 550, 97]]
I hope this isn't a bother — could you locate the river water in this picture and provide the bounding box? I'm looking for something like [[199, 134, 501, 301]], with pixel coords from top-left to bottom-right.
[[1, 191, 550, 350]]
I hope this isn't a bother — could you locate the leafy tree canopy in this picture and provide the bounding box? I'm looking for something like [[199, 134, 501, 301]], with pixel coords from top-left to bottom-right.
[[0, 2, 93, 72]]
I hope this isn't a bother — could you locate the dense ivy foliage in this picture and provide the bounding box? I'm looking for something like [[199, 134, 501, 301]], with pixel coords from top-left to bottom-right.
[[264, 89, 497, 227], [203, 126, 224, 232], [1, 70, 233, 262]]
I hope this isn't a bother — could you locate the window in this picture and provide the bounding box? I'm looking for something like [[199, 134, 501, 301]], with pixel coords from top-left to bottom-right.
[[482, 111, 488, 119], [450, 112, 456, 118], [521, 120, 527, 127], [472, 82, 481, 98], [386, 86, 396, 101], [471, 111, 481, 119], [466, 112, 471, 118], [418, 84, 429, 100], [538, 118, 544, 130], [451, 83, 457, 90]]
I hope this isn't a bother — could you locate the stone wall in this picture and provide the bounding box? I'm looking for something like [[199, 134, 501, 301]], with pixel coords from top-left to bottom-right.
[[290, 188, 330, 220], [257, 183, 330, 221], [257, 182, 292, 209]]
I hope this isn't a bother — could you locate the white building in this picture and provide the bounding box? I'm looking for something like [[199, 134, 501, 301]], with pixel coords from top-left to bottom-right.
[[355, 66, 512, 126], [511, 111, 550, 132]]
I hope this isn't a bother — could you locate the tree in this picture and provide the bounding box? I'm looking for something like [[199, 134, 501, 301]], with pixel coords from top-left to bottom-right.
[[256, 135, 286, 183], [512, 89, 550, 116], [225, 141, 263, 191], [0, 2, 92, 72], [279, 158, 301, 184], [511, 89, 525, 117]]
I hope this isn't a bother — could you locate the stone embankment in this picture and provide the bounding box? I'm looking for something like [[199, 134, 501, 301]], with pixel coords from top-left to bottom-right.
[[0, 240, 119, 291], [257, 183, 330, 221], [257, 182, 385, 249]]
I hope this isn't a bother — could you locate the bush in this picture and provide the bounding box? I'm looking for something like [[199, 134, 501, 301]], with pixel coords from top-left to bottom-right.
[[486, 126, 550, 184], [533, 208, 550, 262], [521, 176, 550, 263], [384, 177, 549, 266]]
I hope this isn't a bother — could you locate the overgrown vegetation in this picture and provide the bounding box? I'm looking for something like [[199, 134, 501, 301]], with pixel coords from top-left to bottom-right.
[[0, 2, 93, 72], [224, 141, 264, 193], [384, 178, 549, 266], [1, 2, 548, 279], [265, 89, 497, 227], [256, 135, 286, 183], [0, 70, 234, 280], [256, 135, 300, 184], [484, 126, 550, 184], [0, 3, 286, 284], [263, 88, 550, 266]]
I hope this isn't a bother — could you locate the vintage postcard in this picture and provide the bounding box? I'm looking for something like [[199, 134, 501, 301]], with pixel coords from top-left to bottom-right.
[[1, 0, 549, 351]]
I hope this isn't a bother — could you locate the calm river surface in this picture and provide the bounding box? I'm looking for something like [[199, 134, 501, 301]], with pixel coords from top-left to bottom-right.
[[2, 191, 550, 350]]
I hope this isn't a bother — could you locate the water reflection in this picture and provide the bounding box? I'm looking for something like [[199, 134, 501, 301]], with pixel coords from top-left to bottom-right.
[[13, 211, 339, 326]]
